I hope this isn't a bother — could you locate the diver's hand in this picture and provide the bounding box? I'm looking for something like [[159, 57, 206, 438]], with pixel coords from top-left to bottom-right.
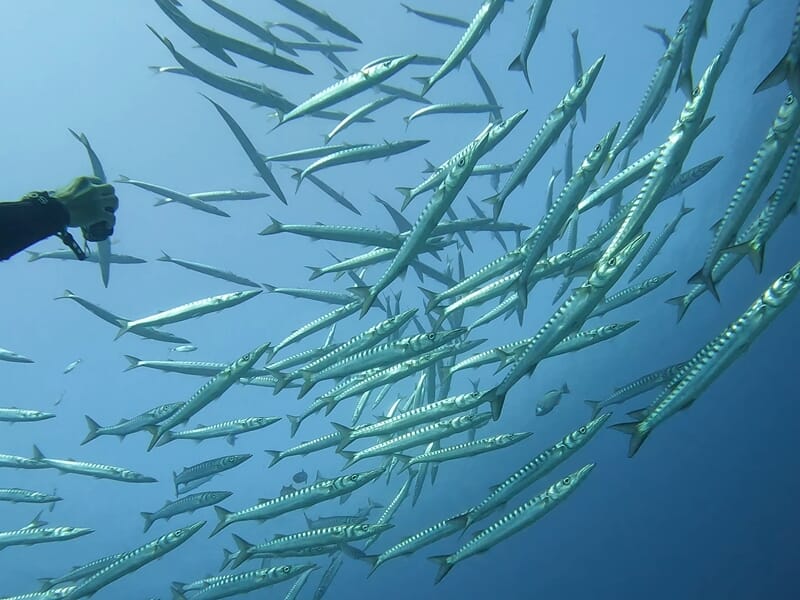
[[52, 176, 118, 237]]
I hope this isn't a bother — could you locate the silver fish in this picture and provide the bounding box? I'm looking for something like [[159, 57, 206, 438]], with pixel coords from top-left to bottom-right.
[[508, 0, 554, 89]]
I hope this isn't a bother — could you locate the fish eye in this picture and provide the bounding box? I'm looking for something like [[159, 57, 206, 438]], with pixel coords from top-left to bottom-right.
[[283, 566, 291, 573], [457, 157, 466, 167], [576, 77, 583, 87], [607, 257, 616, 266], [360, 524, 370, 530], [243, 354, 251, 361], [781, 273, 793, 283], [472, 392, 481, 398], [578, 427, 587, 434], [427, 333, 436, 340], [350, 474, 358, 481], [594, 144, 601, 152], [692, 86, 700, 98], [562, 477, 571, 485], [786, 95, 794, 105]]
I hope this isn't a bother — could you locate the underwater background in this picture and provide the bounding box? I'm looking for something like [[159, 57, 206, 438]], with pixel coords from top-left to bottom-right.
[[1, 1, 798, 598]]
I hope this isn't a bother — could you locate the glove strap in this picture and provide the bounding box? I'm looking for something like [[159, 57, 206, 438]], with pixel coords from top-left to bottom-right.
[[22, 191, 87, 261]]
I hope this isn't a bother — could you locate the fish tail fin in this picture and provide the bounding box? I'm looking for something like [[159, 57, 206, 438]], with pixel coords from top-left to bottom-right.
[[687, 267, 718, 302], [146, 427, 164, 452], [396, 187, 414, 211], [723, 239, 764, 273], [286, 414, 302, 438], [210, 506, 233, 537], [38, 578, 55, 591], [258, 216, 283, 236], [584, 400, 601, 419], [348, 285, 375, 317], [297, 371, 315, 399], [121, 354, 140, 371], [230, 534, 253, 568], [31, 445, 44, 461], [81, 415, 101, 445], [482, 193, 502, 220], [562, 382, 570, 395], [337, 449, 357, 470], [676, 66, 693, 97], [26, 251, 40, 261], [412, 75, 432, 96], [610, 421, 648, 457], [271, 372, 290, 395], [507, 55, 531, 89], [665, 294, 691, 323], [171, 587, 188, 600], [141, 512, 155, 533], [331, 422, 354, 451], [429, 555, 453, 584], [305, 266, 324, 281], [488, 388, 506, 421], [754, 49, 795, 94], [265, 450, 282, 468], [114, 323, 130, 341], [422, 158, 437, 174]]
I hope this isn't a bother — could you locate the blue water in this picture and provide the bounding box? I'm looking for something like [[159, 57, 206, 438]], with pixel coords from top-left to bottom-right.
[[2, 1, 798, 598]]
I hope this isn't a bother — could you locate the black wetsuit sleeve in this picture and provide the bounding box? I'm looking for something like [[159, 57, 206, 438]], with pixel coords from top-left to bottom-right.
[[0, 196, 70, 261]]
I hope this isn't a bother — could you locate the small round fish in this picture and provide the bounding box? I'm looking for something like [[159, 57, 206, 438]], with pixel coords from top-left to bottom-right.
[[536, 383, 570, 416]]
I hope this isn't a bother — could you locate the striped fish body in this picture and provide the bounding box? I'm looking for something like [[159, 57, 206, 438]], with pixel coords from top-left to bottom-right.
[[589, 271, 675, 318], [0, 525, 93, 551], [618, 260, 800, 457], [173, 454, 251, 493], [403, 433, 532, 467], [266, 433, 341, 467]]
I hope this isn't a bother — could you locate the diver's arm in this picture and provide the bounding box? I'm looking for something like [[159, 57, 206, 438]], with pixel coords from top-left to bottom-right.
[[0, 193, 70, 261]]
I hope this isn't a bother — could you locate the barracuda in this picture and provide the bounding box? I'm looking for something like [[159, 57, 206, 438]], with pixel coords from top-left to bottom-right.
[[338, 413, 492, 468], [615, 260, 800, 456], [433, 464, 595, 583], [404, 103, 501, 126], [116, 290, 261, 339], [123, 356, 270, 379], [485, 233, 647, 420], [398, 432, 532, 470], [585, 362, 688, 418], [152, 417, 280, 447], [351, 130, 491, 316], [297, 139, 429, 187], [629, 203, 694, 281], [298, 329, 464, 398], [0, 407, 55, 422], [0, 488, 61, 509], [116, 176, 230, 218], [173, 454, 252, 496], [31, 446, 156, 483], [401, 3, 469, 28], [604, 18, 687, 174], [0, 517, 92, 552], [690, 93, 800, 299], [516, 123, 619, 312], [417, 0, 507, 95], [82, 403, 184, 445], [273, 0, 361, 44], [274, 302, 362, 354], [589, 271, 675, 318], [396, 109, 526, 210], [61, 522, 204, 599], [325, 96, 398, 143], [264, 284, 355, 306], [227, 524, 390, 569], [141, 491, 232, 533], [210, 468, 385, 535], [266, 432, 342, 467], [156, 252, 260, 287], [508, 0, 554, 89], [486, 55, 604, 219], [468, 58, 503, 123], [147, 342, 272, 450], [276, 55, 416, 126], [37, 553, 124, 592], [754, 0, 796, 96], [571, 29, 587, 121]]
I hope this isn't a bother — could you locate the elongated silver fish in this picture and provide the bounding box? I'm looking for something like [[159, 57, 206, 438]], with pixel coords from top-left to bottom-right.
[[298, 139, 428, 186], [351, 126, 491, 316], [277, 55, 416, 125], [82, 403, 184, 445], [486, 232, 647, 420], [690, 93, 800, 299], [584, 362, 688, 418], [571, 29, 586, 121], [432, 464, 595, 582], [589, 271, 675, 318], [156, 252, 260, 287], [604, 17, 687, 174], [0, 407, 55, 422], [615, 260, 800, 456], [31, 446, 156, 483], [629, 202, 694, 281], [266, 432, 342, 467], [264, 143, 367, 163], [25, 249, 145, 264], [122, 356, 269, 378], [141, 491, 232, 533], [487, 55, 605, 219], [468, 58, 503, 123], [116, 289, 261, 339], [203, 94, 286, 203], [116, 175, 230, 218], [274, 0, 361, 44], [173, 454, 251, 496], [211, 467, 385, 535], [404, 103, 501, 126], [401, 3, 469, 28], [61, 522, 204, 599], [0, 348, 33, 363], [0, 516, 92, 552], [55, 290, 190, 345], [147, 342, 272, 450], [0, 488, 61, 510], [153, 416, 280, 447], [675, 0, 714, 97], [399, 432, 532, 470], [508, 0, 554, 89], [754, 0, 799, 97], [325, 96, 397, 143], [274, 301, 362, 353], [417, 0, 507, 95], [38, 553, 125, 592]]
